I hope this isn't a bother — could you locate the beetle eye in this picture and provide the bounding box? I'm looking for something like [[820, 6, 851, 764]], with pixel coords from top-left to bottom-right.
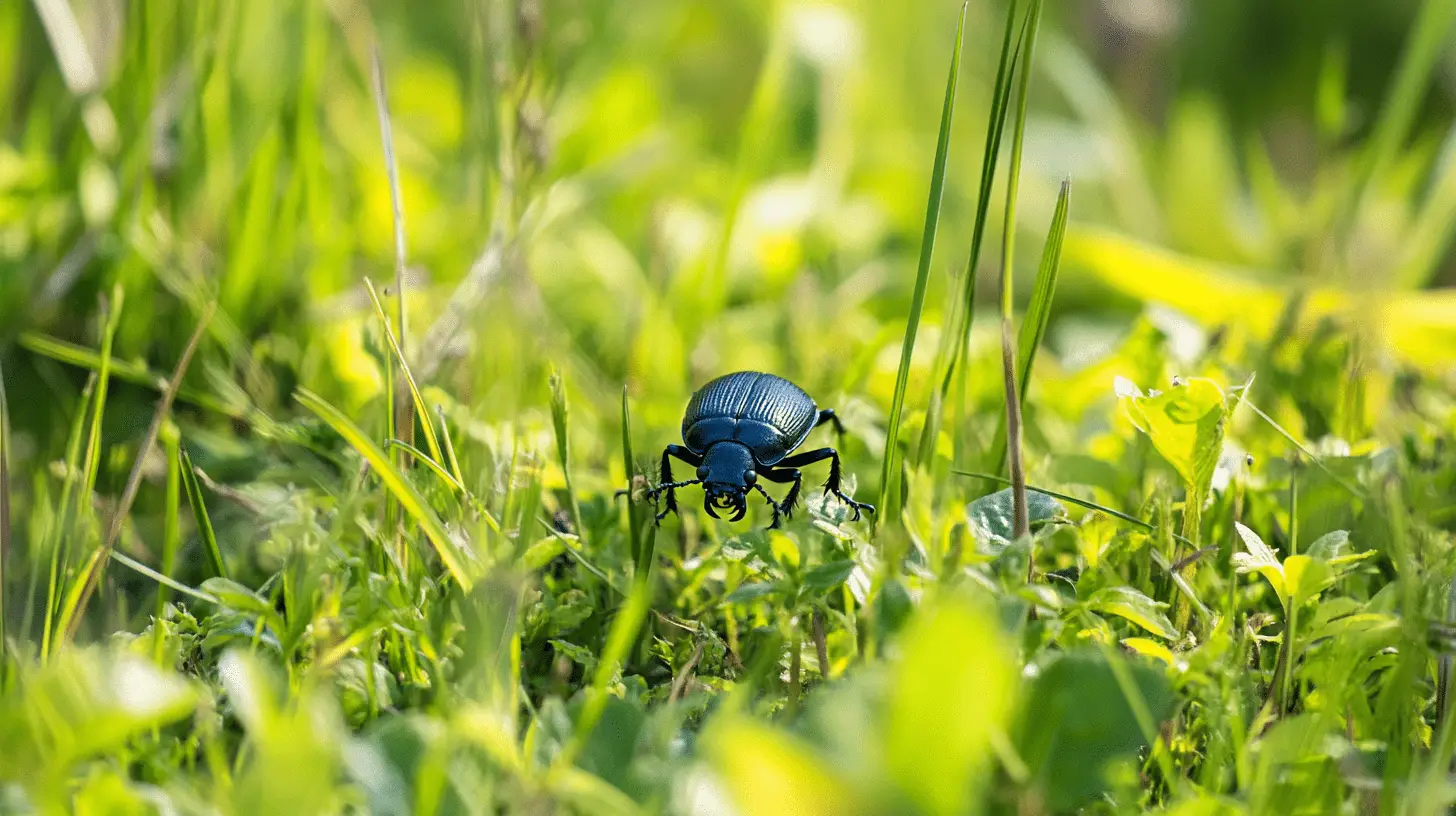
[[696, 465, 709, 480], [743, 469, 757, 486]]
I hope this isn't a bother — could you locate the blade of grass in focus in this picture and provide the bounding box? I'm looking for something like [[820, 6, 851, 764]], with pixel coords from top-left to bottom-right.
[[947, 0, 1024, 471], [877, 1, 969, 527], [296, 387, 476, 592], [178, 441, 226, 580], [996, 0, 1047, 545], [988, 178, 1071, 472], [621, 386, 644, 574]]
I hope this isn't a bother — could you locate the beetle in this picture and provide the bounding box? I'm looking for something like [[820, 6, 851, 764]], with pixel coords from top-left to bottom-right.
[[646, 371, 875, 527]]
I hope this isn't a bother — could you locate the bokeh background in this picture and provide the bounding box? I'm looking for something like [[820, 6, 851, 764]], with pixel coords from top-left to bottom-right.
[[4, 0, 1454, 448]]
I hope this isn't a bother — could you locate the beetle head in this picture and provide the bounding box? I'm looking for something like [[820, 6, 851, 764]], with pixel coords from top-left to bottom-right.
[[697, 443, 757, 522]]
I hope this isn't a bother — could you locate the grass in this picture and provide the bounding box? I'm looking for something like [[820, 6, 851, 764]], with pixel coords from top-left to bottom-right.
[[1, 1, 1455, 814]]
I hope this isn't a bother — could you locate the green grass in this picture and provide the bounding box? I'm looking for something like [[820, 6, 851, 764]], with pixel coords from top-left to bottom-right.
[[1, 1, 1456, 814]]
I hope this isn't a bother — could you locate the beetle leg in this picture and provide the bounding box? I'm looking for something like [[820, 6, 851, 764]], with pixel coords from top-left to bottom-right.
[[751, 482, 785, 528], [651, 445, 703, 523], [814, 408, 847, 438], [759, 467, 801, 522], [774, 448, 875, 521]]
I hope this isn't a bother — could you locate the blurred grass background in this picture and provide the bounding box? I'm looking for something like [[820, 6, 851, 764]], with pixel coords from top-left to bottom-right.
[[4, 0, 1454, 439]]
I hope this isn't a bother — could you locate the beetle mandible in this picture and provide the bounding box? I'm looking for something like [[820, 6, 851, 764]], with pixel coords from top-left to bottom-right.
[[647, 371, 875, 527]]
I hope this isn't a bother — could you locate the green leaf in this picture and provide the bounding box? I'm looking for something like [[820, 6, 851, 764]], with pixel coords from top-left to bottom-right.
[[1283, 555, 1335, 607], [800, 560, 856, 595], [1088, 587, 1178, 639], [200, 578, 274, 618], [1232, 522, 1286, 604], [1305, 530, 1350, 560], [887, 593, 1014, 816], [1119, 377, 1226, 502], [1018, 649, 1175, 811], [724, 581, 782, 605], [178, 441, 226, 579], [967, 487, 1067, 552]]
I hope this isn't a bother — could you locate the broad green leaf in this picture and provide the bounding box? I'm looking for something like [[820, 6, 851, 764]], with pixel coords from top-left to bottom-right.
[[967, 488, 1067, 552], [887, 594, 1013, 816], [200, 578, 275, 618], [1233, 522, 1286, 604], [1088, 587, 1177, 639], [800, 560, 856, 594], [1305, 530, 1350, 560], [723, 581, 782, 605], [1018, 649, 1175, 811], [1283, 555, 1334, 606], [1120, 378, 1226, 502]]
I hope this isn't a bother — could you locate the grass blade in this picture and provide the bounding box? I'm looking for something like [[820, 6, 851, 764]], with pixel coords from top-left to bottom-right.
[[621, 386, 644, 573], [152, 423, 182, 662], [365, 278, 445, 466], [877, 1, 969, 525], [370, 43, 414, 457], [178, 441, 227, 580], [18, 331, 245, 420], [1016, 179, 1070, 400], [296, 387, 475, 592], [997, 0, 1047, 543], [988, 178, 1071, 470], [946, 0, 1023, 470], [548, 368, 584, 540], [63, 302, 215, 641], [41, 373, 95, 660]]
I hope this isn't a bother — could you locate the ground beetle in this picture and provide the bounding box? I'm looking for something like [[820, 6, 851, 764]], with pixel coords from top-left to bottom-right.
[[648, 371, 875, 527]]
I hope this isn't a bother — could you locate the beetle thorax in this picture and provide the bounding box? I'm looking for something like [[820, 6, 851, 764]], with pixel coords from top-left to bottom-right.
[[699, 442, 756, 490]]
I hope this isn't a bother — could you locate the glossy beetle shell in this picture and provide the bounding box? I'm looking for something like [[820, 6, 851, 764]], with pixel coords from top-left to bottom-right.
[[681, 371, 818, 466]]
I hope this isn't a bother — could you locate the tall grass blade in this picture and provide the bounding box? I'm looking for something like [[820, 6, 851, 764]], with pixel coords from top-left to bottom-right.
[[80, 285, 124, 521], [988, 178, 1071, 470], [41, 373, 95, 660], [178, 442, 226, 580], [621, 386, 644, 572], [152, 424, 182, 662], [296, 387, 476, 592], [877, 2, 969, 525], [997, 0, 1047, 543], [64, 302, 215, 641], [365, 278, 445, 466], [946, 0, 1023, 470], [370, 43, 413, 440], [548, 369, 584, 540]]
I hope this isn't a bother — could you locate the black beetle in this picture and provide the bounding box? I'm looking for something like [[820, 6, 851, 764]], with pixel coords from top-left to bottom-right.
[[647, 371, 874, 527]]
